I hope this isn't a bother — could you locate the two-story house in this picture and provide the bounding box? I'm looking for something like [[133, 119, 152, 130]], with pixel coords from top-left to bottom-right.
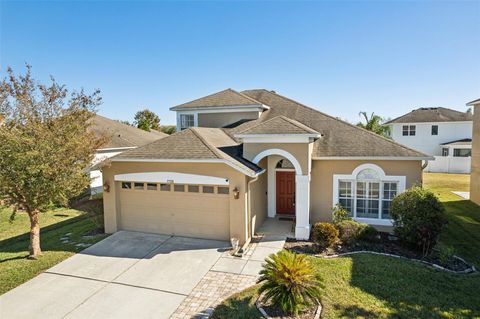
[[98, 89, 429, 247], [387, 107, 473, 173]]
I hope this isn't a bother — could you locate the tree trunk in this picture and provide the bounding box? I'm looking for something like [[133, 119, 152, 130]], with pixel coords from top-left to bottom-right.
[[28, 209, 42, 259]]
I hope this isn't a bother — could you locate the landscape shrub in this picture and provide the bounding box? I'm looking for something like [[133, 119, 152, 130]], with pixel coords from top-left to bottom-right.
[[336, 220, 378, 245], [437, 245, 456, 266], [312, 222, 339, 248], [258, 250, 323, 315], [391, 186, 447, 255], [359, 224, 379, 242], [332, 203, 351, 224]]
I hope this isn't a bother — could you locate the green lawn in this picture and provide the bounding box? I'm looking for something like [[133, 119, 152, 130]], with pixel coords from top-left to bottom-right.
[[0, 199, 107, 295], [212, 173, 480, 319], [423, 173, 480, 268]]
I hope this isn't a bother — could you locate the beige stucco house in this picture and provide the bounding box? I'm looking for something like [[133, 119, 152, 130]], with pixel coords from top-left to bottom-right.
[[467, 98, 480, 205], [100, 89, 430, 246]]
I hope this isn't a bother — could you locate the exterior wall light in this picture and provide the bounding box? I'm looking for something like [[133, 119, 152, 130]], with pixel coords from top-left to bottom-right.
[[233, 187, 240, 199], [103, 182, 110, 193]]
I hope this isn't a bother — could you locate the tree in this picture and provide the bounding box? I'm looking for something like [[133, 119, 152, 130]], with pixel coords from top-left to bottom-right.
[[116, 119, 132, 126], [134, 109, 160, 131], [0, 65, 104, 259], [160, 125, 176, 135], [356, 111, 391, 138]]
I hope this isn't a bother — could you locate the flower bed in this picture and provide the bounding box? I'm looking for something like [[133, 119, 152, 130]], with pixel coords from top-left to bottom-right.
[[284, 232, 475, 273]]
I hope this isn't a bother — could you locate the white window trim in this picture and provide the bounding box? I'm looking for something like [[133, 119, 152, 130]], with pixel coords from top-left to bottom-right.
[[332, 164, 406, 226], [114, 172, 229, 185]]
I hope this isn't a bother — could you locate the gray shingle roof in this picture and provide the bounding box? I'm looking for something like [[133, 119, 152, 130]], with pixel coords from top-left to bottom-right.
[[89, 115, 167, 149], [386, 107, 473, 124], [226, 89, 428, 158], [113, 127, 262, 175], [237, 116, 319, 135], [170, 88, 264, 110]]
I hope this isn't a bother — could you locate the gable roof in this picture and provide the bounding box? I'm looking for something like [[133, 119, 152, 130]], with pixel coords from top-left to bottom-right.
[[170, 88, 265, 111], [112, 127, 263, 176], [386, 107, 473, 124], [89, 115, 167, 149], [226, 89, 428, 158], [236, 115, 320, 135]]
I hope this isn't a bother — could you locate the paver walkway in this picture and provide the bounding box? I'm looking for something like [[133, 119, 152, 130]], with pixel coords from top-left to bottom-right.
[[170, 217, 292, 318]]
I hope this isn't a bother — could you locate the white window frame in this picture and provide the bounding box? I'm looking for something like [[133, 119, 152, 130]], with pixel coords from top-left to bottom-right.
[[179, 114, 195, 130], [333, 164, 406, 226], [402, 125, 416, 136]]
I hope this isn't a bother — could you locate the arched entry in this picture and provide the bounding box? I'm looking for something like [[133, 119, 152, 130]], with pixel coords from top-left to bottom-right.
[[252, 148, 311, 240]]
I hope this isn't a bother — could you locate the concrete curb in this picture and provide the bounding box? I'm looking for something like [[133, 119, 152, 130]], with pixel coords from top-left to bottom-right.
[[256, 292, 322, 319], [320, 251, 476, 274]]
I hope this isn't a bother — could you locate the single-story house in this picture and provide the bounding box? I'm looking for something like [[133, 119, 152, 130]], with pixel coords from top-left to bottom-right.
[[89, 115, 167, 193], [467, 98, 480, 205], [100, 89, 431, 246]]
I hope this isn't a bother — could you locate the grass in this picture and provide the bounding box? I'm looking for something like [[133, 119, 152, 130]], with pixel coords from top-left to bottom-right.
[[212, 254, 480, 319], [0, 199, 108, 295], [212, 173, 480, 319], [423, 173, 480, 268]]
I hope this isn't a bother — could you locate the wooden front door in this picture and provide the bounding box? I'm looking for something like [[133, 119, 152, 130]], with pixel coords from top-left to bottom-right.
[[276, 171, 295, 214]]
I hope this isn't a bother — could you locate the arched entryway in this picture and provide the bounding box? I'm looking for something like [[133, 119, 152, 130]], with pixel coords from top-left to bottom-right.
[[252, 148, 311, 240]]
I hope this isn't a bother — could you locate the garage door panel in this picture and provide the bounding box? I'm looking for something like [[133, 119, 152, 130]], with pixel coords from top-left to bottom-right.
[[118, 187, 230, 240]]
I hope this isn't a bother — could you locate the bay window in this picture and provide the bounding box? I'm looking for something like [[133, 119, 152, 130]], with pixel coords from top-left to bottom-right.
[[334, 164, 406, 225]]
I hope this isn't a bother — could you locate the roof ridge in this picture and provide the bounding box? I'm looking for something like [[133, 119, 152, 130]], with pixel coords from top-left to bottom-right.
[[231, 89, 264, 106], [278, 116, 319, 134], [258, 90, 429, 157], [189, 127, 225, 159], [173, 88, 262, 109]]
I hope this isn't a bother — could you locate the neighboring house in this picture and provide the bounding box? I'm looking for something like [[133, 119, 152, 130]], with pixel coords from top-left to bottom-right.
[[88, 115, 167, 193], [387, 107, 473, 173], [467, 98, 480, 205], [100, 89, 430, 247]]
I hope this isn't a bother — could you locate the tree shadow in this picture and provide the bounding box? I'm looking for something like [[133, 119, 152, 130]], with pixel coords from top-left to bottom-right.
[[0, 199, 105, 255], [344, 253, 480, 319], [210, 286, 262, 319]]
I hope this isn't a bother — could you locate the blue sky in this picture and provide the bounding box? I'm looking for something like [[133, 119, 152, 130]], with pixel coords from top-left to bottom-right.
[[1, 1, 479, 125]]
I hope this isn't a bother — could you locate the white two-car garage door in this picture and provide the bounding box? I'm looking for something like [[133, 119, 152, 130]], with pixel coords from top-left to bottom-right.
[[118, 181, 230, 240]]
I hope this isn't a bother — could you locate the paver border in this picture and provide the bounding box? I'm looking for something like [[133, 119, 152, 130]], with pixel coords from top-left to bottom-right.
[[320, 251, 476, 274]]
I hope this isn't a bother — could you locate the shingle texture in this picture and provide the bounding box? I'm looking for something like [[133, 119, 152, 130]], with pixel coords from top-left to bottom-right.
[[237, 116, 319, 135], [89, 115, 167, 149], [114, 127, 262, 175], [114, 89, 428, 169], [226, 89, 427, 158], [386, 107, 473, 124], [170, 88, 262, 110]]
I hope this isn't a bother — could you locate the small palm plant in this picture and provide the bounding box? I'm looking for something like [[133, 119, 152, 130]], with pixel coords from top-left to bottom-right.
[[257, 250, 324, 315]]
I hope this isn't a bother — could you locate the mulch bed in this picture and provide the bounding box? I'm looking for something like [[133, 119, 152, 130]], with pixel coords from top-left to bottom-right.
[[259, 298, 319, 319], [284, 232, 472, 272]]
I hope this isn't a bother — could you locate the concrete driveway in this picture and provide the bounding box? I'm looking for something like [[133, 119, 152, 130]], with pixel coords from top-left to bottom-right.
[[0, 231, 230, 319]]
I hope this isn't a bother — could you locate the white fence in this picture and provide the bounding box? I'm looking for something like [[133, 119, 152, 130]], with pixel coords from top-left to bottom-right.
[[425, 156, 471, 174]]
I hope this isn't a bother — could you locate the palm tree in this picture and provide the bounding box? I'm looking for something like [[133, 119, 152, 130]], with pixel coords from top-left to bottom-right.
[[356, 111, 391, 138]]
